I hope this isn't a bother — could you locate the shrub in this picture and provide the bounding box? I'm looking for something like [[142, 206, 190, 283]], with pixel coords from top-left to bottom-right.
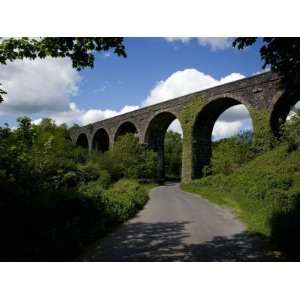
[[103, 179, 148, 222], [0, 118, 153, 261], [109, 134, 159, 180], [210, 133, 253, 176]]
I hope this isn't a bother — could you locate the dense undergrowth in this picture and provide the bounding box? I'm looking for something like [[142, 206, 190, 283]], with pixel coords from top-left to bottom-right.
[[182, 111, 300, 260], [0, 117, 157, 261]]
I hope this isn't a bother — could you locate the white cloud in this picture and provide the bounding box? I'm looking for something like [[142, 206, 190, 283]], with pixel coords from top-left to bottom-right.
[[218, 105, 250, 122], [144, 68, 250, 139], [0, 57, 139, 127], [168, 119, 183, 135], [144, 68, 245, 106], [164, 37, 192, 43], [196, 37, 233, 51], [219, 72, 245, 84], [0, 57, 80, 114], [164, 37, 233, 50], [212, 120, 243, 140], [34, 102, 140, 126]]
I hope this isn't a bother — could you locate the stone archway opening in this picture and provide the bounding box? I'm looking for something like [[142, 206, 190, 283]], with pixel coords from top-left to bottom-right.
[[114, 121, 138, 141], [192, 98, 253, 179], [76, 133, 89, 149], [271, 92, 300, 137], [164, 119, 183, 181], [145, 112, 183, 181], [92, 128, 110, 153]]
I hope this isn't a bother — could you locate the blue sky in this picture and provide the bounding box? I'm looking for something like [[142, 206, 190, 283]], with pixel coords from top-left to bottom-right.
[[0, 37, 265, 139], [73, 37, 263, 111]]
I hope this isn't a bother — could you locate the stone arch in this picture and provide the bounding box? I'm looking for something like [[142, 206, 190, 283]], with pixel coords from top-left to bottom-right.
[[114, 121, 138, 141], [76, 133, 89, 149], [270, 89, 300, 137], [144, 111, 181, 179], [191, 96, 253, 179], [92, 128, 110, 152]]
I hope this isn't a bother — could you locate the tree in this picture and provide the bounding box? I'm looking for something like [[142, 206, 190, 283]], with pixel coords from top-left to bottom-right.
[[111, 133, 158, 180], [0, 37, 127, 102], [233, 38, 300, 91], [210, 133, 253, 176], [164, 131, 182, 179]]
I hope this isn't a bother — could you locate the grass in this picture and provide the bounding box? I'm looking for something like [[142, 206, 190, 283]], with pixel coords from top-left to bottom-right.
[[182, 184, 269, 235], [181, 142, 300, 259], [142, 182, 158, 192]]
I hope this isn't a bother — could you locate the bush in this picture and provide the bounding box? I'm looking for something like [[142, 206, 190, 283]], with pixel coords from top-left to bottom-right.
[[109, 134, 159, 180], [103, 179, 148, 222], [210, 132, 253, 175], [0, 118, 154, 261], [0, 181, 102, 261], [164, 131, 182, 179]]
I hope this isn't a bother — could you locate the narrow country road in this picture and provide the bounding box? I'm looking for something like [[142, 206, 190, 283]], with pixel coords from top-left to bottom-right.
[[80, 183, 275, 261]]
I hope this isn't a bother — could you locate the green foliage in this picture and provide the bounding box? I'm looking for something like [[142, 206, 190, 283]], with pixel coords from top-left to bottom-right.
[[164, 131, 182, 179], [109, 133, 159, 180], [179, 96, 208, 183], [103, 179, 148, 222], [233, 37, 300, 90], [0, 37, 126, 68], [0, 117, 154, 261], [0, 83, 6, 100], [182, 115, 300, 259], [209, 132, 253, 175]]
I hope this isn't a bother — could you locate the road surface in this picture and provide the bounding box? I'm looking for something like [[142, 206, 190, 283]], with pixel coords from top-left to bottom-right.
[[80, 183, 275, 261]]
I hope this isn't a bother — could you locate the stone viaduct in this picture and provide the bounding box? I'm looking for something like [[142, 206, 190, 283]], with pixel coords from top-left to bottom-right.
[[70, 71, 299, 183]]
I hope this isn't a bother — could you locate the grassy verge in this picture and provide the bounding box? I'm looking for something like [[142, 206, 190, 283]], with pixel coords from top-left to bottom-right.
[[182, 143, 300, 260], [182, 183, 270, 236]]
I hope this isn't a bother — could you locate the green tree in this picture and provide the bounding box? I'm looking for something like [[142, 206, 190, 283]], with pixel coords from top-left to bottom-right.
[[15, 116, 35, 148], [233, 38, 300, 90], [210, 132, 253, 176], [164, 131, 182, 179], [0, 37, 126, 102], [111, 133, 158, 180]]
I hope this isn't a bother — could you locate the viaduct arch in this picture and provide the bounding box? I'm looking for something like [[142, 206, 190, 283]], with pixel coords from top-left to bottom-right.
[[76, 133, 89, 149], [70, 71, 296, 183], [114, 121, 138, 141], [144, 111, 180, 179], [92, 128, 110, 152]]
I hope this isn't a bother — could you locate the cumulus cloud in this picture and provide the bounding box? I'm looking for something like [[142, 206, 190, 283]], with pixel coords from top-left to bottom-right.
[[33, 103, 140, 126], [168, 119, 183, 135], [212, 120, 243, 140], [143, 68, 249, 139], [164, 37, 233, 50], [144, 69, 245, 106], [0, 57, 80, 114], [0, 56, 140, 127], [218, 105, 251, 122]]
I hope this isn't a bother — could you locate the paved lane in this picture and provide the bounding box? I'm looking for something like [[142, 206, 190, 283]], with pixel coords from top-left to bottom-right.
[[80, 183, 274, 261]]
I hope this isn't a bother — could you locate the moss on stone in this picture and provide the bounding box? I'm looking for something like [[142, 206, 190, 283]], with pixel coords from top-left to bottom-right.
[[179, 97, 275, 183], [179, 96, 208, 183]]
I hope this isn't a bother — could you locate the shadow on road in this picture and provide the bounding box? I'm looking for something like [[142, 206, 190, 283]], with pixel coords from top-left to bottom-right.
[[81, 221, 278, 262]]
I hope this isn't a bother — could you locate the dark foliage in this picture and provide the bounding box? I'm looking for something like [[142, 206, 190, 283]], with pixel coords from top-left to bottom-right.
[[233, 37, 300, 91], [0, 118, 152, 261], [164, 131, 182, 180]]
